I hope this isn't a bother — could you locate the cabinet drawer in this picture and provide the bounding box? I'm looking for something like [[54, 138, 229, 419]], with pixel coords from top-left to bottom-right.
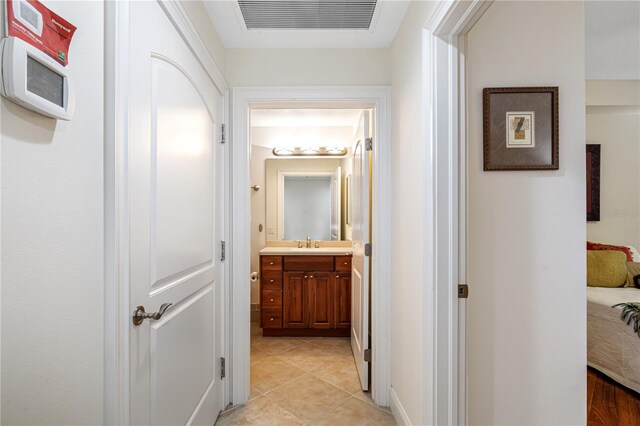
[[284, 256, 334, 271], [262, 310, 283, 328], [335, 256, 352, 271], [261, 272, 282, 290], [261, 290, 282, 309], [261, 256, 282, 271]]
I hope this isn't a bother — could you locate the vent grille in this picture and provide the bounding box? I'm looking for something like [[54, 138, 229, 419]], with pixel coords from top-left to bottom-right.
[[238, 0, 378, 30]]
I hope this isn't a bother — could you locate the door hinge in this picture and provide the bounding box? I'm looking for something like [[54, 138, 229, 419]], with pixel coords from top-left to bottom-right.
[[221, 357, 226, 379], [364, 348, 372, 363], [220, 124, 226, 144], [364, 243, 372, 257], [365, 137, 373, 151], [458, 284, 469, 299], [221, 241, 226, 261]]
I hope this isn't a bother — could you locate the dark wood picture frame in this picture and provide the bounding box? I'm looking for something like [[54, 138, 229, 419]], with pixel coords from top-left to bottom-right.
[[586, 144, 601, 222], [483, 87, 559, 171]]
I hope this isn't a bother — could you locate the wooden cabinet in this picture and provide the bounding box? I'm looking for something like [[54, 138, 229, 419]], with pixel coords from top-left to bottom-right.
[[283, 272, 306, 328], [334, 272, 351, 329], [260, 254, 351, 336], [307, 272, 334, 329]]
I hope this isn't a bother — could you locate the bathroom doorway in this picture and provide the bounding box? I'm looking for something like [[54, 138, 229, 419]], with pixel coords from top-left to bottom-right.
[[225, 106, 379, 423], [228, 87, 392, 412]]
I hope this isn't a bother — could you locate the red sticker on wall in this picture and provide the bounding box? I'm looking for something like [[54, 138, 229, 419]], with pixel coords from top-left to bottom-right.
[[4, 0, 76, 66]]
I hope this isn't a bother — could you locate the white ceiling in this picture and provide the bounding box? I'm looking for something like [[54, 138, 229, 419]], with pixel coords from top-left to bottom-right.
[[203, 0, 410, 48]]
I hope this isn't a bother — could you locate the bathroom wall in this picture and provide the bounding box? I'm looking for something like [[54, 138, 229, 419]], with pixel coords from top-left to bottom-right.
[[586, 80, 640, 249], [1, 1, 104, 423], [467, 2, 586, 424], [250, 145, 272, 309]]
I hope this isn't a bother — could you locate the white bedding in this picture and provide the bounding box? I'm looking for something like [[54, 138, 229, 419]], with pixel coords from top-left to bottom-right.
[[587, 287, 640, 393]]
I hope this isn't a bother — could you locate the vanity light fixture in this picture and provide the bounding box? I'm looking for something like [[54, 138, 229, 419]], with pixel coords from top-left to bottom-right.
[[272, 146, 348, 157]]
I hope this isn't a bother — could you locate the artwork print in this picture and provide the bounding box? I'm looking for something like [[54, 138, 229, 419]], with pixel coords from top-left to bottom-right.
[[506, 112, 535, 148]]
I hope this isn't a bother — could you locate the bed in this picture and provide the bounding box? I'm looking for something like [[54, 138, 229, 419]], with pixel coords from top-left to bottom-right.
[[587, 286, 640, 393]]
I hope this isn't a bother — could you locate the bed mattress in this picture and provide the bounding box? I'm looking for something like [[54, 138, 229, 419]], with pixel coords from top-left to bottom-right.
[[587, 287, 640, 394]]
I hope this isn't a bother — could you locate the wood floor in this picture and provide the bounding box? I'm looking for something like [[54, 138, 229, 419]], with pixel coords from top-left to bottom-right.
[[588, 367, 640, 426]]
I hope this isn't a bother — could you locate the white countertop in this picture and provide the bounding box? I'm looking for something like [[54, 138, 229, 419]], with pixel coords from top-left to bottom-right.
[[259, 246, 353, 256]]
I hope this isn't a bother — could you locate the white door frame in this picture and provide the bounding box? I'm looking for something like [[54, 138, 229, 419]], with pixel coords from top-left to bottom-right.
[[103, 1, 229, 423], [230, 87, 392, 406], [422, 1, 492, 425]]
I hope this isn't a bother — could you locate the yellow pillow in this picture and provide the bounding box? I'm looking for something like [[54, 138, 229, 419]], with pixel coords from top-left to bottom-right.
[[587, 250, 628, 287], [626, 262, 640, 288]]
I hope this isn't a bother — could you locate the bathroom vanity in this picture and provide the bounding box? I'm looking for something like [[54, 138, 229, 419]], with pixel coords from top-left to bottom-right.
[[259, 247, 352, 336]]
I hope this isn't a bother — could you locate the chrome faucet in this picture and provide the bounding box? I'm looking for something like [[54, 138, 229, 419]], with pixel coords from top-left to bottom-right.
[[306, 236, 311, 248]]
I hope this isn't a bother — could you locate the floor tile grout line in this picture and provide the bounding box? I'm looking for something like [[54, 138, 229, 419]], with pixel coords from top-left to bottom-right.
[[306, 368, 362, 396]]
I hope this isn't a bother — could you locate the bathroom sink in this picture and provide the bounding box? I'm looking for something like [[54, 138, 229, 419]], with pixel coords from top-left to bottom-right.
[[258, 246, 353, 256]]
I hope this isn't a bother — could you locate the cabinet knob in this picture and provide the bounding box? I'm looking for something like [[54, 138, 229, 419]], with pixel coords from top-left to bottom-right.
[[344, 262, 348, 265], [269, 261, 274, 265], [337, 275, 340, 278], [270, 318, 274, 322], [270, 279, 274, 283], [304, 275, 308, 278], [270, 298, 274, 302], [309, 275, 314, 279]]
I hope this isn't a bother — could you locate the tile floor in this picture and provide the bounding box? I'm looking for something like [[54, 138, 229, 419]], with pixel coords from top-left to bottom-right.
[[215, 323, 395, 425]]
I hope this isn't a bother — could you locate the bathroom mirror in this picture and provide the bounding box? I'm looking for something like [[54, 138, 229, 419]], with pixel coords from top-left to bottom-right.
[[265, 158, 352, 241]]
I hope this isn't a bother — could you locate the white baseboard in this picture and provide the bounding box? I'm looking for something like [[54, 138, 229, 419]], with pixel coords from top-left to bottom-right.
[[390, 388, 411, 426]]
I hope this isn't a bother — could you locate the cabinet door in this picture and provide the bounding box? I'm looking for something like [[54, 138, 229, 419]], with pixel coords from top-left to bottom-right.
[[307, 272, 335, 329], [334, 273, 351, 329], [283, 272, 307, 328]]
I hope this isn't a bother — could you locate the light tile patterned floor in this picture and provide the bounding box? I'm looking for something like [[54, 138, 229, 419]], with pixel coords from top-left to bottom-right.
[[216, 323, 395, 425]]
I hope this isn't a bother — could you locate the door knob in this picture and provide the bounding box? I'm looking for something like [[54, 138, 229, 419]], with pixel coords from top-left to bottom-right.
[[132, 303, 172, 326]]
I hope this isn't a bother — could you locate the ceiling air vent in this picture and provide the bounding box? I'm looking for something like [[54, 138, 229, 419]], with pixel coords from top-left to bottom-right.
[[237, 0, 378, 30]]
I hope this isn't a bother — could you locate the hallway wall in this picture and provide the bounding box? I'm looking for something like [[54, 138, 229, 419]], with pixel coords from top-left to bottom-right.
[[389, 1, 438, 424], [225, 48, 391, 87], [467, 2, 586, 424], [0, 2, 104, 424]]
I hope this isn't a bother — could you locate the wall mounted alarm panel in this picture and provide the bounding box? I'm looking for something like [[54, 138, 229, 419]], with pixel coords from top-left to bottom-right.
[[0, 37, 74, 120]]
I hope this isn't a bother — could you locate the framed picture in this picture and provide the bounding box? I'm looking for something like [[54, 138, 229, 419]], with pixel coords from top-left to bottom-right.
[[586, 144, 601, 222], [483, 87, 559, 171]]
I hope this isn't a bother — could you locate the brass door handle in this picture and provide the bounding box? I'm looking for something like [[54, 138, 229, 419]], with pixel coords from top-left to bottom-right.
[[132, 303, 172, 326]]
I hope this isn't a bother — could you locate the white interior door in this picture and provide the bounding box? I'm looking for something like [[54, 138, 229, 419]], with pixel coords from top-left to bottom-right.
[[330, 166, 342, 240], [128, 2, 224, 425], [351, 111, 371, 391]]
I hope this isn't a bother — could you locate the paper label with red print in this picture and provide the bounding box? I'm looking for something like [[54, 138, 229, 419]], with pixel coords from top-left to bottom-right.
[[5, 0, 76, 66]]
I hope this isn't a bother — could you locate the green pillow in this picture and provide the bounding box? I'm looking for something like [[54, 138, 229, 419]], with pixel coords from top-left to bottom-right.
[[587, 250, 628, 287], [626, 262, 640, 288]]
